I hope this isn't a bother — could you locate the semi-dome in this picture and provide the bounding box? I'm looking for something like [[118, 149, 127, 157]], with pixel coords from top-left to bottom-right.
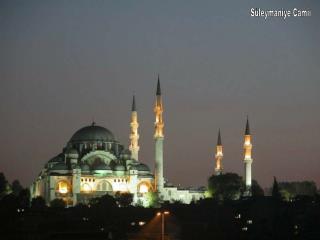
[[51, 162, 68, 171], [114, 164, 126, 171], [69, 123, 115, 143], [137, 163, 150, 172], [93, 163, 111, 171], [81, 164, 90, 172]]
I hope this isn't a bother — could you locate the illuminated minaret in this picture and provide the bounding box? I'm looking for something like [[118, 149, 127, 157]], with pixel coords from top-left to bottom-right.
[[129, 95, 140, 161], [243, 117, 253, 193], [154, 75, 164, 193], [215, 129, 223, 175]]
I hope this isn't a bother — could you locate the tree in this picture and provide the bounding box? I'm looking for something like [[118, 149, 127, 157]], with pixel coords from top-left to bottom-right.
[[272, 177, 282, 200], [31, 196, 47, 210], [115, 192, 133, 207], [279, 189, 293, 201], [11, 180, 23, 196], [252, 180, 264, 197], [0, 193, 19, 211], [90, 194, 117, 210], [50, 198, 66, 209], [208, 173, 245, 200], [18, 188, 30, 208], [0, 172, 9, 198], [279, 181, 317, 198], [145, 192, 160, 207]]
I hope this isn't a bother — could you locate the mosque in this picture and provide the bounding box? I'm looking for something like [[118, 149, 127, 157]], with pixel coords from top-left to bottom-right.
[[30, 77, 206, 206], [30, 77, 254, 206]]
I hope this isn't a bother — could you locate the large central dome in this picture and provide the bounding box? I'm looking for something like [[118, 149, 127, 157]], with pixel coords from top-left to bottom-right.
[[69, 123, 115, 143]]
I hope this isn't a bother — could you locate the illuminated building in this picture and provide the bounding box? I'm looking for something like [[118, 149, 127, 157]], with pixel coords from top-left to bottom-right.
[[243, 117, 253, 195], [154, 75, 164, 193], [215, 129, 223, 175], [30, 77, 255, 205], [30, 77, 204, 206], [153, 77, 204, 202], [129, 95, 140, 161], [30, 120, 155, 206]]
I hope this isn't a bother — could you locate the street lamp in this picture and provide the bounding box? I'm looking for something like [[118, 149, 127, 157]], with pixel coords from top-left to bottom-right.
[[157, 211, 170, 240]]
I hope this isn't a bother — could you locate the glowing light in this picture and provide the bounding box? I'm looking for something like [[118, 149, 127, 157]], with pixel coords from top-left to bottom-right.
[[157, 211, 170, 216], [57, 181, 68, 194], [139, 183, 149, 193], [82, 183, 92, 192], [138, 221, 146, 226]]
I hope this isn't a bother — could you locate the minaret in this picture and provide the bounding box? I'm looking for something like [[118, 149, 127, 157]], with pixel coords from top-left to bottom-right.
[[129, 95, 140, 161], [154, 75, 164, 193], [215, 129, 223, 175], [243, 117, 253, 194]]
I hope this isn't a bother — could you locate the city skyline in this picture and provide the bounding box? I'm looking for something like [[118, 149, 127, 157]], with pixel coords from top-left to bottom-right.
[[0, 0, 319, 189]]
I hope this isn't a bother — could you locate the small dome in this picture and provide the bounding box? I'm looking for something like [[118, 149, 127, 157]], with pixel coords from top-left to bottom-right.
[[93, 163, 111, 171], [66, 148, 78, 155], [74, 164, 81, 169], [120, 149, 131, 160], [114, 164, 126, 171], [137, 163, 150, 172], [81, 164, 90, 172], [69, 124, 115, 143], [128, 164, 138, 171], [51, 162, 68, 171], [122, 149, 131, 155], [49, 154, 64, 163]]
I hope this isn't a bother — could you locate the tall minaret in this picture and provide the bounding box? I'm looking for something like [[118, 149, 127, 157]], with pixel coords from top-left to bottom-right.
[[129, 95, 140, 161], [215, 129, 223, 175], [154, 75, 164, 193], [243, 117, 253, 194]]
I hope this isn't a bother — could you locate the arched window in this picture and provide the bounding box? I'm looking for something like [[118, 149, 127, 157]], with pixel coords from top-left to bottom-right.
[[137, 182, 152, 194], [56, 181, 70, 194], [102, 182, 107, 191], [81, 183, 92, 192], [96, 181, 113, 192]]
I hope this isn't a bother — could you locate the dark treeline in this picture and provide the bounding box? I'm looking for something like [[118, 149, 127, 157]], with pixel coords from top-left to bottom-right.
[[1, 172, 320, 240], [1, 193, 320, 239]]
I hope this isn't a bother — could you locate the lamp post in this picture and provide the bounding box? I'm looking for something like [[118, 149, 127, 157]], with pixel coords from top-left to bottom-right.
[[157, 211, 170, 240]]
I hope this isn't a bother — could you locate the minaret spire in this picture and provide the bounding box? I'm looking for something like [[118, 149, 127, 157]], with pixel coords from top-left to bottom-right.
[[245, 116, 250, 135], [215, 129, 223, 175], [131, 95, 136, 111], [156, 74, 161, 96], [154, 75, 164, 138], [243, 116, 253, 196], [129, 95, 140, 161], [154, 75, 164, 193], [217, 128, 222, 145]]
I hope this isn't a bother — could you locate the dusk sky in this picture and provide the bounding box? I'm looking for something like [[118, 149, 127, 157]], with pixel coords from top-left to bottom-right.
[[0, 0, 319, 189]]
